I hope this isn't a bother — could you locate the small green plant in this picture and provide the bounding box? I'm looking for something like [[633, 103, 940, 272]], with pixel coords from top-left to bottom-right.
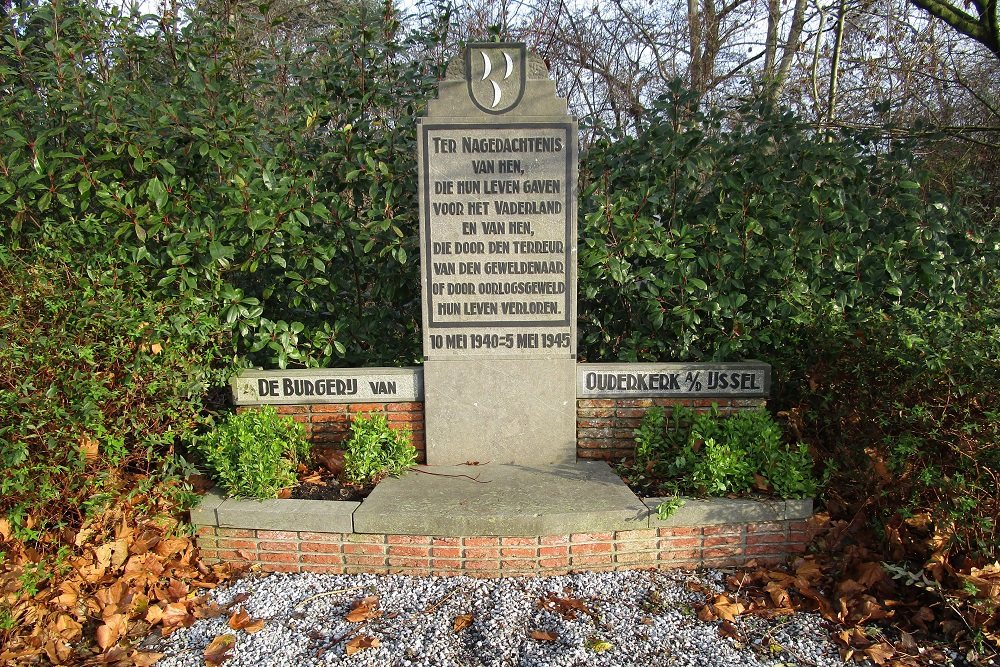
[[655, 496, 686, 520], [622, 407, 817, 499], [343, 413, 416, 485], [194, 406, 310, 499]]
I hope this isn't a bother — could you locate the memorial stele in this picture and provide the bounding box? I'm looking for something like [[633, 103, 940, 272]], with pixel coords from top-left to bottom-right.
[[419, 43, 578, 465]]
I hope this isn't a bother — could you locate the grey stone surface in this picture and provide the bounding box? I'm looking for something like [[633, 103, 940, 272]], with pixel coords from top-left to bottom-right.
[[353, 461, 647, 536], [645, 497, 788, 527], [189, 489, 226, 526], [423, 357, 576, 465], [418, 43, 579, 467], [785, 498, 814, 519], [231, 367, 422, 405], [216, 498, 358, 533], [578, 362, 770, 398]]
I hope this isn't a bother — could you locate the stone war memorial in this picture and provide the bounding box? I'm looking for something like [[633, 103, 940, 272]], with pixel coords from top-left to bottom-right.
[[195, 44, 811, 576]]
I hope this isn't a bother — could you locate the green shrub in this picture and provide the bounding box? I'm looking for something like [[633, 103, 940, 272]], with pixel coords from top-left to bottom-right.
[[194, 406, 310, 499], [0, 249, 229, 542], [343, 413, 416, 485], [623, 406, 817, 499]]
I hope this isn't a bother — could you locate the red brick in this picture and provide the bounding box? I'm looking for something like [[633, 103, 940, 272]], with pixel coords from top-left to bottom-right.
[[788, 520, 810, 532], [500, 560, 537, 571], [658, 527, 700, 537], [501, 547, 537, 558], [539, 545, 569, 557], [432, 546, 461, 558], [570, 542, 612, 555], [388, 557, 431, 568], [301, 541, 342, 554], [747, 533, 787, 546], [301, 554, 345, 565], [659, 537, 701, 549], [614, 407, 649, 418], [387, 402, 423, 412], [571, 554, 614, 566], [299, 532, 344, 542], [259, 541, 298, 552], [577, 399, 616, 408], [539, 535, 568, 545], [348, 533, 385, 544], [618, 398, 654, 407], [349, 403, 389, 413], [615, 529, 656, 541], [388, 413, 421, 424], [616, 539, 658, 552], [387, 535, 431, 545], [198, 549, 220, 559], [216, 550, 253, 561], [344, 543, 386, 555], [703, 536, 741, 548], [217, 528, 254, 538], [258, 551, 298, 564], [577, 439, 615, 450], [577, 418, 611, 428], [266, 563, 301, 573], [305, 565, 348, 575], [463, 537, 499, 547], [787, 542, 807, 553], [702, 546, 741, 559], [702, 526, 744, 537], [311, 413, 350, 424], [463, 560, 501, 571], [747, 522, 786, 533], [218, 539, 258, 550], [312, 404, 349, 413], [500, 537, 537, 546], [746, 544, 785, 556], [659, 548, 701, 561], [571, 532, 613, 542], [196, 526, 219, 537], [389, 545, 431, 557], [615, 551, 655, 564], [256, 530, 298, 540], [345, 565, 389, 575], [276, 405, 309, 414], [432, 558, 462, 569], [539, 556, 570, 568], [346, 554, 388, 567], [464, 547, 500, 559], [577, 407, 614, 418]]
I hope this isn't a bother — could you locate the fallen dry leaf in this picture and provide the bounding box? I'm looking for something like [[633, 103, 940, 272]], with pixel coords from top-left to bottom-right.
[[529, 630, 558, 642], [453, 613, 473, 633], [131, 650, 165, 666], [711, 594, 746, 622], [864, 641, 896, 665], [345, 635, 380, 656], [538, 593, 590, 619], [346, 596, 380, 623], [95, 613, 127, 651], [228, 608, 265, 634], [204, 634, 236, 667]]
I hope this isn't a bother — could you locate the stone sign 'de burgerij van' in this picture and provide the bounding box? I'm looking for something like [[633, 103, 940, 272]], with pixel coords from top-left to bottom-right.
[[418, 44, 578, 465]]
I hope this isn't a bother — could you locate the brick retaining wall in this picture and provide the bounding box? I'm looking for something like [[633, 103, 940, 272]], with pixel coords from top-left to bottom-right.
[[241, 397, 767, 465], [195, 519, 809, 576]]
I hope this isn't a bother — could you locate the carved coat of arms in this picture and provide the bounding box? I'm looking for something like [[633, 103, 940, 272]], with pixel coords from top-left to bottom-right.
[[466, 43, 527, 114]]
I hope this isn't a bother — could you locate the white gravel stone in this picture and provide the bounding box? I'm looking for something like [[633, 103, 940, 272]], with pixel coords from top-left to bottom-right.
[[146, 570, 850, 667]]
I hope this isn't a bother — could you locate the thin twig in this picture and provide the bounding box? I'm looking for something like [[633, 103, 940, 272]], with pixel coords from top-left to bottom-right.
[[424, 587, 461, 614], [412, 469, 491, 483], [294, 586, 366, 610]]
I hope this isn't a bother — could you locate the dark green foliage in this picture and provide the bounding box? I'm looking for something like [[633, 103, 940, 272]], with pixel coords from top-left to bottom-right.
[[194, 406, 310, 499], [0, 246, 229, 541], [1, 0, 443, 369], [623, 406, 817, 499], [343, 413, 416, 484]]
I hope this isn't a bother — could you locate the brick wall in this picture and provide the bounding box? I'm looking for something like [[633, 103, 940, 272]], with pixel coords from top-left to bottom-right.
[[243, 397, 766, 465], [196, 519, 809, 576], [576, 397, 768, 462]]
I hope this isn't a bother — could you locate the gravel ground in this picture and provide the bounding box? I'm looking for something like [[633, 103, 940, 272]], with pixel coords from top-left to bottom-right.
[[146, 569, 853, 667]]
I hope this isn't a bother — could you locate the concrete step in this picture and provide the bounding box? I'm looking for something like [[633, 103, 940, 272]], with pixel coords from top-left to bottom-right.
[[352, 461, 649, 536]]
